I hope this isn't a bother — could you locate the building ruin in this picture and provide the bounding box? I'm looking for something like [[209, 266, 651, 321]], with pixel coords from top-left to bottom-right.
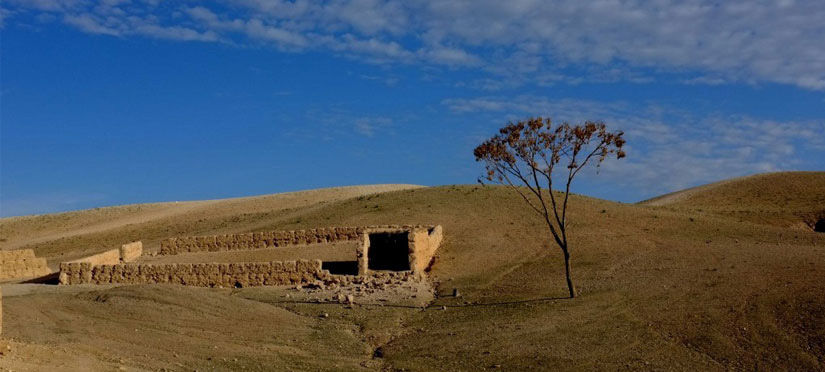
[[58, 225, 442, 287]]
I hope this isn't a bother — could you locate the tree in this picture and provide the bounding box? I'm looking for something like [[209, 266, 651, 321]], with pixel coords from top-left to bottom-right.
[[473, 117, 626, 298]]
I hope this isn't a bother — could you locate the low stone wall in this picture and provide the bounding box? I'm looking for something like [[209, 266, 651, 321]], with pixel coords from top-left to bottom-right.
[[158, 225, 438, 256], [159, 227, 363, 255], [68, 249, 122, 266], [410, 225, 442, 273], [58, 225, 443, 288], [59, 259, 324, 287], [120, 241, 143, 262], [0, 249, 51, 280], [66, 241, 144, 267]]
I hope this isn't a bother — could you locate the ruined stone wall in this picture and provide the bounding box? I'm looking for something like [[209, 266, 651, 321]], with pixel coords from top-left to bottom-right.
[[67, 249, 122, 266], [0, 249, 51, 280], [66, 241, 143, 267], [119, 241, 143, 262], [159, 227, 364, 255], [158, 225, 438, 256], [410, 225, 442, 273], [352, 225, 443, 275], [59, 259, 324, 287]]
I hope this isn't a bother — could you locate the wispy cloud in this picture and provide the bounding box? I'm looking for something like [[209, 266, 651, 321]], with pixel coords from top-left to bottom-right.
[[354, 116, 393, 137], [282, 109, 399, 141], [444, 95, 825, 195], [5, 0, 825, 89]]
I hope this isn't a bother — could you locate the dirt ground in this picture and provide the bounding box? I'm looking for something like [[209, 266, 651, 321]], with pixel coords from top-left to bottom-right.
[[1, 173, 824, 371]]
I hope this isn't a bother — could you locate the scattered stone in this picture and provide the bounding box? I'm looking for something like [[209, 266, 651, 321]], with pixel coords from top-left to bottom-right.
[[440, 306, 447, 311]]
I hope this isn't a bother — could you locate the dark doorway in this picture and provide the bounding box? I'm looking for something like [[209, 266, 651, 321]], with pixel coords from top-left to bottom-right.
[[322, 261, 359, 275], [815, 219, 825, 233], [367, 232, 410, 271]]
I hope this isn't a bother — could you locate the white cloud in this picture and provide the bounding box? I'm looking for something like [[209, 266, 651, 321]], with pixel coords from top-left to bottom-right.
[[133, 23, 219, 42], [444, 95, 825, 194], [420, 46, 482, 67], [354, 116, 393, 137], [682, 76, 728, 86], [328, 34, 414, 61], [5, 0, 824, 89], [63, 13, 120, 36], [244, 18, 307, 47], [0, 7, 11, 28]]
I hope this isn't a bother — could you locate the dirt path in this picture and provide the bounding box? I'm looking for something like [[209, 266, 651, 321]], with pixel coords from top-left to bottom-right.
[[638, 174, 759, 206], [0, 200, 219, 250]]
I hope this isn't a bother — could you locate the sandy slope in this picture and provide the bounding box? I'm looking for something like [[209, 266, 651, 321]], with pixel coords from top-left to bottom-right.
[[1, 175, 824, 371], [639, 174, 759, 206], [640, 171, 825, 229], [0, 184, 422, 263]]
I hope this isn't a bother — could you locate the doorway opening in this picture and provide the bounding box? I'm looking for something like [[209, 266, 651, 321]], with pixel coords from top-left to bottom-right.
[[367, 232, 410, 271]]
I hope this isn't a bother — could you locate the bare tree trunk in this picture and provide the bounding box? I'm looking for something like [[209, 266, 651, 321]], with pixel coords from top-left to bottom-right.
[[563, 248, 577, 298]]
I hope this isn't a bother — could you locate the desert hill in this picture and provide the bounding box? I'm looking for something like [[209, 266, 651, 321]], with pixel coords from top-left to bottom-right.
[[1, 175, 824, 371], [0, 184, 422, 266], [640, 171, 825, 230]]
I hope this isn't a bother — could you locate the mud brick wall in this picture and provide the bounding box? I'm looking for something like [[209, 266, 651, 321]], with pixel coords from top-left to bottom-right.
[[59, 259, 324, 287], [159, 227, 364, 255], [119, 241, 143, 262], [0, 249, 51, 280]]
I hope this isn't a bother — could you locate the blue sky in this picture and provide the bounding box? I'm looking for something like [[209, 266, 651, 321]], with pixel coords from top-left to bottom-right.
[[1, 0, 824, 217]]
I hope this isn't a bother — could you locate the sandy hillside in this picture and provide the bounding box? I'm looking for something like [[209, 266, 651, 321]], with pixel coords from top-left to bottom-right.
[[0, 184, 422, 266], [1, 174, 824, 371], [640, 171, 825, 229]]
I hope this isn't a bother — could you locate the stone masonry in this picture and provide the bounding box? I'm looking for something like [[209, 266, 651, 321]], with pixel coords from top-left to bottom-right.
[[0, 249, 51, 281], [59, 260, 324, 287], [59, 225, 442, 288]]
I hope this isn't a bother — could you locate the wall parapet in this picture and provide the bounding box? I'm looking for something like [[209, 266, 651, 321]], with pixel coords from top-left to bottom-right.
[[59, 259, 324, 287]]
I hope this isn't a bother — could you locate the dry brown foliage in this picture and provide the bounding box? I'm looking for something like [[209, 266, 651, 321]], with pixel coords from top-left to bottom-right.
[[474, 117, 625, 297]]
